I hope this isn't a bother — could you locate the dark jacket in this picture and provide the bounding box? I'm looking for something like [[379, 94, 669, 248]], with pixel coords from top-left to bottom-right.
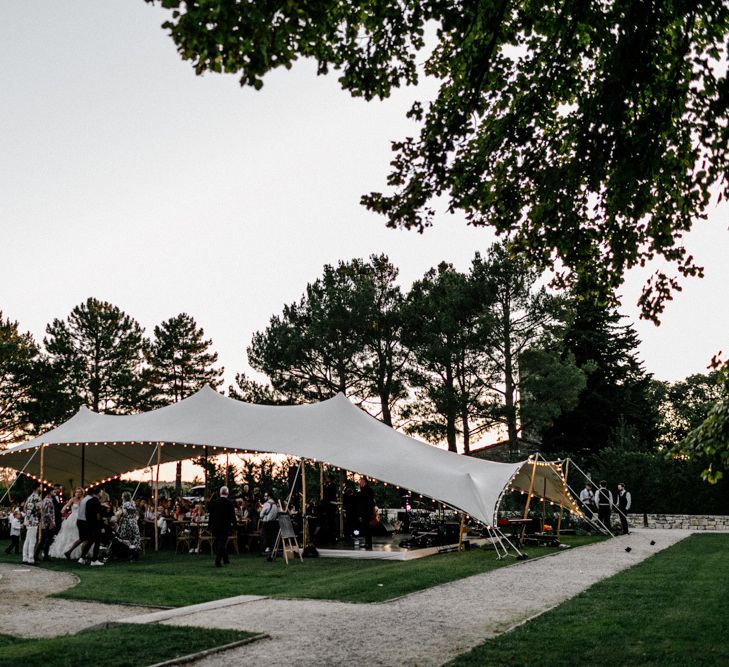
[[357, 484, 376, 522], [52, 493, 63, 528], [208, 496, 237, 536], [85, 496, 102, 530]]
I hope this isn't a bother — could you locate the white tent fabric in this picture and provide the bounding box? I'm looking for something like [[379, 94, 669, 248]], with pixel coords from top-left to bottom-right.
[[0, 387, 579, 524]]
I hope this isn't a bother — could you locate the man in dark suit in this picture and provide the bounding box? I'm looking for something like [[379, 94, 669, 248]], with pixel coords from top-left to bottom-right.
[[79, 487, 104, 566], [357, 476, 376, 551], [208, 486, 237, 567]]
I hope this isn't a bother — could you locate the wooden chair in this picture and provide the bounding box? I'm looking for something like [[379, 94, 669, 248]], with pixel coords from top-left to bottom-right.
[[175, 523, 194, 553], [196, 526, 215, 554], [245, 520, 262, 553], [226, 532, 240, 554]]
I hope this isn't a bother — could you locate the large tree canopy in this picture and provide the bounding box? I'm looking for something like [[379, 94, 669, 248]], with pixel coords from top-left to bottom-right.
[[147, 0, 728, 320]]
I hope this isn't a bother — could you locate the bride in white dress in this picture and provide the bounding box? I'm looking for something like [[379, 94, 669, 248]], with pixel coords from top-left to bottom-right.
[[49, 487, 84, 559]]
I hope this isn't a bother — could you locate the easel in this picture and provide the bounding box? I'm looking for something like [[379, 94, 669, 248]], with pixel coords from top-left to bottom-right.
[[271, 513, 303, 564], [269, 461, 305, 565]]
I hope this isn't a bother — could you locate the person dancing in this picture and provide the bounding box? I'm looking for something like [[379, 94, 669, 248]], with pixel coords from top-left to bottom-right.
[[50, 487, 84, 559]]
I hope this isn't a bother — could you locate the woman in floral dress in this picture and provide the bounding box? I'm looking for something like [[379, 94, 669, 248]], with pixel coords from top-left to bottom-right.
[[116, 491, 141, 550]]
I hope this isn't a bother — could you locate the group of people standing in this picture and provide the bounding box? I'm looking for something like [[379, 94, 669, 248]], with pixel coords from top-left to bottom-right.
[[6, 484, 142, 566], [579, 481, 632, 534]]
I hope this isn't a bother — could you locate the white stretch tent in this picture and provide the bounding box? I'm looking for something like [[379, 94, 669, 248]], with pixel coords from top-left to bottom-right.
[[0, 387, 579, 524]]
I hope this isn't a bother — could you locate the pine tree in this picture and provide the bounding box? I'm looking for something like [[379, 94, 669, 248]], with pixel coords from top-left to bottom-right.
[[146, 313, 223, 492], [146, 313, 223, 405], [0, 312, 40, 446], [44, 298, 147, 414], [540, 297, 659, 457]]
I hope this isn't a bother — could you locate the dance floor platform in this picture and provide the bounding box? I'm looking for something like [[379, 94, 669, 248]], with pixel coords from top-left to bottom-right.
[[316, 534, 491, 560]]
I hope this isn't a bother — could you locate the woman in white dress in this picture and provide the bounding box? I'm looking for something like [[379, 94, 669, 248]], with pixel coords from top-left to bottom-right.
[[49, 487, 84, 559]]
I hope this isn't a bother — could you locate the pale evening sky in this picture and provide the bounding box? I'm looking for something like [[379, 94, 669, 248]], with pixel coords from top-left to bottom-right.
[[2, 0, 727, 410]]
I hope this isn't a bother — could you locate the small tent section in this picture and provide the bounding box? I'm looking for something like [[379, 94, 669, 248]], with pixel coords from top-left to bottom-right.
[[0, 386, 579, 525]]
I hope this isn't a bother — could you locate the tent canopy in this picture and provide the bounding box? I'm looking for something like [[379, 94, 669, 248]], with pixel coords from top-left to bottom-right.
[[0, 387, 579, 524]]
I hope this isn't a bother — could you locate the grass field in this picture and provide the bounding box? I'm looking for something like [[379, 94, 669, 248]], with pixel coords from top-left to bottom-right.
[[451, 533, 729, 666], [0, 535, 601, 607], [0, 624, 255, 667]]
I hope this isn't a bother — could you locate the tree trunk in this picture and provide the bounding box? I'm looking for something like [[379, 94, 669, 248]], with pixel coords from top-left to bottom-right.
[[461, 406, 471, 455], [445, 362, 458, 452], [502, 296, 519, 459]]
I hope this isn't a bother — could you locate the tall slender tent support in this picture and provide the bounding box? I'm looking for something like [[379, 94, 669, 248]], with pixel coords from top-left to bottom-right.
[[458, 513, 466, 551], [557, 459, 570, 538], [81, 443, 85, 489], [338, 470, 345, 539], [519, 456, 539, 544], [301, 459, 308, 548], [154, 443, 161, 551], [38, 444, 45, 542], [204, 446, 208, 499]]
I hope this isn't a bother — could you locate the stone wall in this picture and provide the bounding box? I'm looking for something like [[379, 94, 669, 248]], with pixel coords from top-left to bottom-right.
[[627, 513, 729, 530]]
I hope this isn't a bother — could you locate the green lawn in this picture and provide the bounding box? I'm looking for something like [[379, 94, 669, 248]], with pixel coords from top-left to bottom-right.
[[0, 624, 255, 667], [0, 536, 600, 607], [451, 534, 729, 666]]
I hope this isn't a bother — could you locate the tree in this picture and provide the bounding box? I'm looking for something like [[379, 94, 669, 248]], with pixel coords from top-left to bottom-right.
[[401, 262, 489, 453], [248, 261, 368, 403], [0, 313, 40, 446], [673, 357, 729, 483], [44, 298, 147, 414], [228, 372, 290, 406], [146, 0, 729, 320], [146, 313, 223, 405], [657, 371, 723, 447], [540, 296, 659, 457], [470, 245, 585, 457], [146, 313, 223, 490], [354, 255, 409, 426], [248, 255, 409, 423]]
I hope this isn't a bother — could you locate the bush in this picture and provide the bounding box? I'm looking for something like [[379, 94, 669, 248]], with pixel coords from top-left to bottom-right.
[[588, 447, 729, 514]]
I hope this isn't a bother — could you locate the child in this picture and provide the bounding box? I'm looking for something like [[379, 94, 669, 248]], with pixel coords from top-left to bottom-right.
[[4, 510, 22, 555]]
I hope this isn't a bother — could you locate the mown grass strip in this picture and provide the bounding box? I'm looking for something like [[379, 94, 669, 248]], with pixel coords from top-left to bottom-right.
[[0, 535, 601, 606], [0, 624, 255, 667], [451, 534, 729, 667]]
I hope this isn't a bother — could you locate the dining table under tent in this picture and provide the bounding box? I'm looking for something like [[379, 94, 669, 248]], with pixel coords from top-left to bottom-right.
[[0, 386, 581, 556]]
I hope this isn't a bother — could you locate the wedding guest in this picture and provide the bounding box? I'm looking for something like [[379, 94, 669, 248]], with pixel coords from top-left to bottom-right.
[[116, 491, 142, 551], [77, 487, 104, 566], [22, 485, 42, 565], [260, 492, 279, 556], [4, 509, 22, 555], [50, 487, 83, 559], [35, 487, 57, 562], [208, 486, 237, 567]]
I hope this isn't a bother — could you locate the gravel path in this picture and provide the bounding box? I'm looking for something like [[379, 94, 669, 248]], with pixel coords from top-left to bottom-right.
[[0, 563, 159, 638], [146, 529, 690, 666]]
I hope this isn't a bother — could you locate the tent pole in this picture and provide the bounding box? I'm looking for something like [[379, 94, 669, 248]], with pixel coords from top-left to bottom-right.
[[519, 456, 539, 544], [204, 446, 208, 500], [225, 451, 230, 488], [301, 460, 308, 548], [81, 443, 86, 489], [541, 477, 547, 532], [557, 501, 563, 538], [458, 513, 465, 551], [338, 470, 345, 540], [38, 444, 45, 542], [154, 444, 161, 552]]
